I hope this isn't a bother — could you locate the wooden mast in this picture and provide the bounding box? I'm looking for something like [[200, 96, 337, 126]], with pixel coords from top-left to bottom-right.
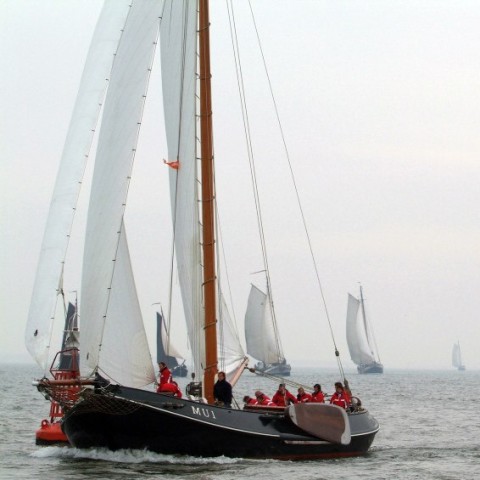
[[199, 0, 218, 403]]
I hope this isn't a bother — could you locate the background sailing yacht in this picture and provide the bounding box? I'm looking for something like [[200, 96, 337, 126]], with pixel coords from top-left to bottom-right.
[[346, 285, 383, 374], [452, 341, 466, 371], [244, 284, 291, 376]]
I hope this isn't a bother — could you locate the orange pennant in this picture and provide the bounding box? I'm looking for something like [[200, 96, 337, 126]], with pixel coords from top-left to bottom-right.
[[164, 159, 180, 170]]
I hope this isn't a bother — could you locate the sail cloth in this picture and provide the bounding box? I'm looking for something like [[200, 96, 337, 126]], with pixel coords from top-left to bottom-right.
[[156, 311, 183, 365], [25, 0, 133, 370], [97, 223, 155, 387], [160, 1, 204, 378], [346, 294, 375, 365], [452, 343, 463, 368], [80, 1, 163, 382], [245, 285, 282, 364], [218, 292, 248, 379]]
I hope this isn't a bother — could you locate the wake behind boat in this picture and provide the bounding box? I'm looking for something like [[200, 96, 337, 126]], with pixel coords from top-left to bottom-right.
[[29, 0, 378, 459]]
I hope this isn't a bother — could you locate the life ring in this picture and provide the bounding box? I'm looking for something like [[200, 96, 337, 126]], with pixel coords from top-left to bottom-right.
[[41, 419, 49, 429]]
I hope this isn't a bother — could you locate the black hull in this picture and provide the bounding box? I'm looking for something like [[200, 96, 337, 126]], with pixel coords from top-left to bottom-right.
[[255, 362, 291, 377], [357, 362, 383, 374], [62, 386, 378, 459]]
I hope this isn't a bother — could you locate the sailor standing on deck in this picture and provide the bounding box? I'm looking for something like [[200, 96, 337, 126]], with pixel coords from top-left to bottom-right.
[[213, 371, 233, 408]]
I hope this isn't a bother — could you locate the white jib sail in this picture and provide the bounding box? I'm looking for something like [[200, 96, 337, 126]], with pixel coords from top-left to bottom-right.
[[346, 293, 375, 365], [81, 0, 164, 378], [160, 1, 204, 377], [25, 0, 133, 369], [245, 284, 281, 364], [98, 222, 155, 387]]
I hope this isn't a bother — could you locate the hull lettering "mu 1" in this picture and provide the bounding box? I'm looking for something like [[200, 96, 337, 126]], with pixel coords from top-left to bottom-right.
[[191, 406, 217, 419]]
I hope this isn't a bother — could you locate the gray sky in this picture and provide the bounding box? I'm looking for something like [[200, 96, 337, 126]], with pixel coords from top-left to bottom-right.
[[1, 0, 479, 371]]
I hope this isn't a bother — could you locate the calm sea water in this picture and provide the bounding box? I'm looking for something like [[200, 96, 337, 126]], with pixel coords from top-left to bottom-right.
[[0, 364, 478, 480]]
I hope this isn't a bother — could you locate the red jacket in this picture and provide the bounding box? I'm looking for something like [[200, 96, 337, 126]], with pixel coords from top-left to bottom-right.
[[311, 391, 325, 403], [159, 366, 172, 385], [330, 391, 350, 409], [157, 381, 182, 397], [272, 389, 297, 406], [256, 394, 274, 406], [297, 392, 313, 403]]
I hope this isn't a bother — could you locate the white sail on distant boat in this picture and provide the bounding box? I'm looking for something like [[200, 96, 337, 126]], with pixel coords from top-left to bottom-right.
[[346, 286, 383, 374], [244, 284, 291, 376], [452, 342, 466, 371]]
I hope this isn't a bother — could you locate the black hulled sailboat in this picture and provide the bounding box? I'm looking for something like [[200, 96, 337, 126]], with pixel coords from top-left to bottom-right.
[[33, 0, 378, 459]]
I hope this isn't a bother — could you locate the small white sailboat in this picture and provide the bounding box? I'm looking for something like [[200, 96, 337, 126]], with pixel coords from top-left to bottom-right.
[[245, 284, 291, 376], [346, 286, 383, 374], [452, 342, 466, 371]]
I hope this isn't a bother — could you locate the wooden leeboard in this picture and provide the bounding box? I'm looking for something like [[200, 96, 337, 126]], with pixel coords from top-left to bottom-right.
[[287, 403, 351, 445]]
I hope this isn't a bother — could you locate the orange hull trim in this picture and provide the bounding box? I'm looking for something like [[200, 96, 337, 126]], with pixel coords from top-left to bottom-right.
[[35, 419, 69, 445]]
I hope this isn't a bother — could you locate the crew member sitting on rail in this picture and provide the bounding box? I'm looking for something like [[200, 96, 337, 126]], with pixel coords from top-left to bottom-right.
[[272, 383, 297, 406], [329, 382, 351, 409], [297, 387, 312, 403], [243, 395, 257, 405], [158, 361, 172, 386], [254, 391, 275, 406], [158, 380, 182, 397], [311, 383, 325, 403]]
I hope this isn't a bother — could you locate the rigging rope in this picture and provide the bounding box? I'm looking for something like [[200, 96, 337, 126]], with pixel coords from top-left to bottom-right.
[[246, 0, 347, 383], [226, 0, 285, 360]]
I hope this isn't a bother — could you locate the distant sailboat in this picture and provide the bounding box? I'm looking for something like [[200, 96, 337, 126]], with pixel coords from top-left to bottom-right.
[[245, 284, 291, 376], [452, 342, 466, 371], [156, 310, 187, 377], [346, 286, 383, 374]]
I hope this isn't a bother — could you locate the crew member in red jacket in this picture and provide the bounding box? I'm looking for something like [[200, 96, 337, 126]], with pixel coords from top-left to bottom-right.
[[329, 382, 351, 409], [158, 380, 182, 397], [254, 391, 275, 406], [272, 383, 297, 406], [243, 395, 257, 405], [297, 387, 312, 403], [311, 383, 325, 403], [156, 361, 172, 392]]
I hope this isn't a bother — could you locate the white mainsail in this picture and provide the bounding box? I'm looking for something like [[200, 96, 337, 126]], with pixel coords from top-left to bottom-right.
[[160, 0, 247, 381], [80, 0, 164, 382], [160, 0, 204, 378], [244, 284, 282, 365], [25, 0, 133, 370], [346, 293, 376, 366]]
